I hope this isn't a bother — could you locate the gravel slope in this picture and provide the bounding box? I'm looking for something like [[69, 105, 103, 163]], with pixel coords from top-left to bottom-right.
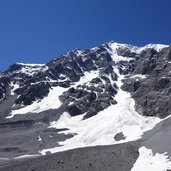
[[0, 142, 140, 171]]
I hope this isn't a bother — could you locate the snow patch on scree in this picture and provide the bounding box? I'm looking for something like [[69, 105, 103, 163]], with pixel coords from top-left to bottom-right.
[[7, 86, 66, 118], [131, 146, 171, 171], [40, 68, 160, 155]]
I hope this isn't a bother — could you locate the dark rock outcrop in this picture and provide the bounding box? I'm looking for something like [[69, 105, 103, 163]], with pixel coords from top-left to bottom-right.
[[15, 82, 51, 105], [122, 46, 171, 118]]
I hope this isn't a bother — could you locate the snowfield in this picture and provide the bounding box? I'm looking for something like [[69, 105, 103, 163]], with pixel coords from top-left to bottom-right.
[[131, 146, 171, 171], [7, 86, 66, 118], [40, 68, 161, 155]]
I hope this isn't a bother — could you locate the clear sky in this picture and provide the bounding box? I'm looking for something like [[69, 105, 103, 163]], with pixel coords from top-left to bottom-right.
[[0, 0, 171, 71]]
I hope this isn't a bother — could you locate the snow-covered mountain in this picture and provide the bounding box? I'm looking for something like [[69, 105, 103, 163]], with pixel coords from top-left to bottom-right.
[[0, 41, 171, 171]]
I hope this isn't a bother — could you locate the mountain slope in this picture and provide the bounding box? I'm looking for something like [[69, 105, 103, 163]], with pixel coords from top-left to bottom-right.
[[0, 41, 171, 170]]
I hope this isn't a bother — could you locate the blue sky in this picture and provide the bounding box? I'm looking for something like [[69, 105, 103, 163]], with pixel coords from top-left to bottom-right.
[[0, 0, 171, 71]]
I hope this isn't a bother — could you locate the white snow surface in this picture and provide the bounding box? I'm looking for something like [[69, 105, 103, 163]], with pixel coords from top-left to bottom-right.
[[38, 135, 42, 142], [14, 63, 48, 76], [73, 70, 99, 87], [140, 44, 169, 52], [40, 69, 161, 155], [131, 146, 171, 171], [7, 86, 66, 118], [0, 154, 40, 161], [107, 42, 169, 55], [130, 74, 147, 79], [14, 154, 40, 159], [107, 43, 134, 63], [16, 62, 46, 67], [10, 82, 20, 95]]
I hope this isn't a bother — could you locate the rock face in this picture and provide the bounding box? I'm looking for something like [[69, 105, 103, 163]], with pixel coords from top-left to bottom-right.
[[15, 82, 51, 105], [122, 46, 171, 118], [0, 76, 10, 100], [60, 81, 117, 119], [0, 44, 119, 120], [1, 43, 170, 119]]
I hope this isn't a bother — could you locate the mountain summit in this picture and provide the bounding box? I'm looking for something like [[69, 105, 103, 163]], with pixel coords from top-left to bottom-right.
[[0, 42, 171, 171]]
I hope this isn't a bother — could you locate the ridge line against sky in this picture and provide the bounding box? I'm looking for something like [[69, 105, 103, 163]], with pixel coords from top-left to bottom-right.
[[0, 0, 171, 71]]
